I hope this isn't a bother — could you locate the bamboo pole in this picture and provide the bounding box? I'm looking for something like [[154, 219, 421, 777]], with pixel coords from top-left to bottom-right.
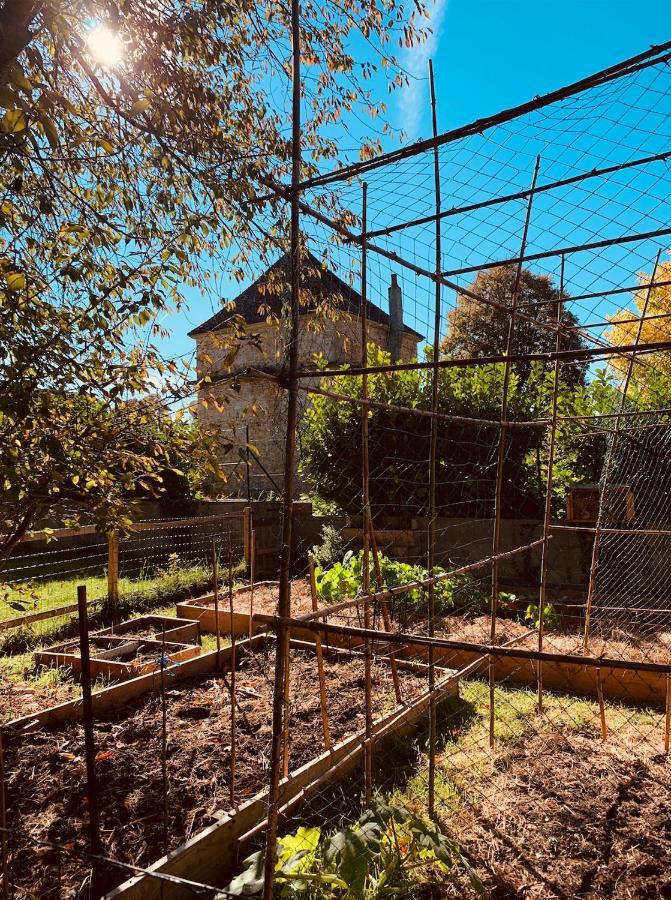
[[229, 543, 237, 805], [160, 626, 169, 857], [489, 156, 541, 748], [249, 530, 256, 642], [308, 554, 332, 750], [583, 248, 662, 651], [537, 255, 564, 714], [77, 585, 102, 895], [665, 677, 671, 753], [261, 0, 301, 885], [360, 181, 373, 805], [596, 668, 608, 740], [368, 523, 402, 704], [211, 541, 221, 671], [427, 59, 441, 817], [0, 730, 9, 900]]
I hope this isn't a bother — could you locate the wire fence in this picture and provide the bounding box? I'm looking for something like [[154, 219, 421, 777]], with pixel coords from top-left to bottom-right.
[[4, 35, 671, 900]]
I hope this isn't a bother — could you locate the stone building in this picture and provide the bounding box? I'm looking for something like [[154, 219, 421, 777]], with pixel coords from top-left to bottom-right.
[[190, 252, 422, 494]]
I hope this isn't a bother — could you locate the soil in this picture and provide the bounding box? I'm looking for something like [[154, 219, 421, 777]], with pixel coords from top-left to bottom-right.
[[443, 729, 671, 899], [3, 645, 427, 898], [191, 578, 316, 617]]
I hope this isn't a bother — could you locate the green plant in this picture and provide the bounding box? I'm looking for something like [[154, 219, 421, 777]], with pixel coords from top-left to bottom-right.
[[314, 550, 488, 617], [226, 799, 486, 898], [312, 526, 346, 572], [524, 602, 559, 631]]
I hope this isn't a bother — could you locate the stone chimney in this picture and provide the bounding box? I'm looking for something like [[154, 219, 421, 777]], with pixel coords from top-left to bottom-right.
[[388, 274, 403, 363]]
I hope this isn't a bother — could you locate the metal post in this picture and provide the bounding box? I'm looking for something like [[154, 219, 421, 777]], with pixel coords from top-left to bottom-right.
[[537, 255, 564, 713], [427, 59, 441, 817], [160, 626, 169, 857], [489, 156, 541, 748], [262, 0, 302, 889], [229, 541, 237, 805], [583, 248, 662, 650], [308, 554, 332, 750], [77, 585, 102, 896]]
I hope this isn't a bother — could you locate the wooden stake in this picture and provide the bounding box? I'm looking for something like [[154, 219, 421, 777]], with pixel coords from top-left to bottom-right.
[[76, 585, 102, 894], [596, 668, 608, 740], [211, 541, 221, 671], [160, 627, 169, 856], [249, 530, 256, 642], [308, 555, 332, 751], [369, 524, 402, 705], [229, 543, 237, 805], [665, 677, 670, 753], [282, 616, 292, 778], [107, 531, 119, 622], [489, 157, 541, 749], [537, 254, 564, 714], [0, 730, 9, 900]]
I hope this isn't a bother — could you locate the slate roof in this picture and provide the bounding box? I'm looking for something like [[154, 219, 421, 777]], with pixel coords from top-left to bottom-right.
[[188, 251, 422, 339]]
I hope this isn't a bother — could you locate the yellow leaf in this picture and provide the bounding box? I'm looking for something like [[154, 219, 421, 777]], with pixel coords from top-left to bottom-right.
[[6, 271, 25, 291], [130, 99, 150, 116], [98, 139, 115, 153], [1, 108, 26, 134]]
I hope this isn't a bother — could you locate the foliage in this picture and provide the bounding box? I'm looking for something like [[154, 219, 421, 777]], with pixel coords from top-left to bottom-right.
[[314, 549, 489, 616], [524, 602, 559, 631], [302, 345, 616, 519], [605, 259, 671, 397], [311, 525, 346, 572], [0, 0, 430, 554], [225, 799, 485, 898], [441, 265, 588, 387]]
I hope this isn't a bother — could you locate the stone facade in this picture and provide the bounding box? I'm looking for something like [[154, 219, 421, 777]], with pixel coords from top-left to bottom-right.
[[191, 263, 421, 495]]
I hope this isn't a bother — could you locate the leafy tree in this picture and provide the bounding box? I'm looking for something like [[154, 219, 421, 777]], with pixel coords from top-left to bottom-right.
[[301, 347, 614, 521], [441, 265, 587, 387], [0, 391, 221, 557], [0, 1, 428, 552], [605, 259, 671, 401]]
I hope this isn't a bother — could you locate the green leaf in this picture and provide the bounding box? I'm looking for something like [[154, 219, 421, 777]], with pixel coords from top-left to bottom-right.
[[6, 271, 25, 291]]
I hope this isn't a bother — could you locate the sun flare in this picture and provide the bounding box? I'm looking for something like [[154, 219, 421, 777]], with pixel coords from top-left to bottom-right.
[[86, 25, 124, 69]]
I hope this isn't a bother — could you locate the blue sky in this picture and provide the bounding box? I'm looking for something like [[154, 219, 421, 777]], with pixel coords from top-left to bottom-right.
[[157, 0, 670, 376]]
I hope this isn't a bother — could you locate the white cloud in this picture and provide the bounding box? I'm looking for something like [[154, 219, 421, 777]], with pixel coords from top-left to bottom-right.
[[397, 0, 449, 140]]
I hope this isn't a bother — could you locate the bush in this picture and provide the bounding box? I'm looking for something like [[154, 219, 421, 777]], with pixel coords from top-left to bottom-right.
[[311, 524, 346, 572]]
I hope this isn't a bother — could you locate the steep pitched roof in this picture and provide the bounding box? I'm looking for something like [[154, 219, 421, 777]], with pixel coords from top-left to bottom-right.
[[188, 251, 422, 339]]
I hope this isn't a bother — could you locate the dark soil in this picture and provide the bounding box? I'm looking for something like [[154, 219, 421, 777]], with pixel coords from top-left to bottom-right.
[[3, 645, 427, 898], [444, 730, 671, 899]]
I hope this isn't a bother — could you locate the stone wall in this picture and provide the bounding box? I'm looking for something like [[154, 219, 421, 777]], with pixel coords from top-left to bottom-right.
[[195, 313, 420, 496]]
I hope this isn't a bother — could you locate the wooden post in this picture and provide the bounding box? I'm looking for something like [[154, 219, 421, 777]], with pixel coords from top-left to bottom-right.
[[211, 541, 221, 671], [107, 531, 119, 621], [77, 585, 102, 894], [0, 730, 9, 900], [537, 255, 564, 714], [263, 0, 301, 884], [229, 543, 237, 805], [249, 530, 256, 642], [489, 156, 541, 748], [368, 523, 402, 705], [308, 554, 332, 751], [427, 60, 441, 816], [596, 668, 607, 740], [665, 677, 670, 753], [160, 627, 169, 857], [360, 181, 374, 805], [584, 248, 662, 651]]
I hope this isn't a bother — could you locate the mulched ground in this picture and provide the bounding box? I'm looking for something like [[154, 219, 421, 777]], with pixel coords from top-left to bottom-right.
[[2, 645, 427, 898], [444, 729, 671, 899]]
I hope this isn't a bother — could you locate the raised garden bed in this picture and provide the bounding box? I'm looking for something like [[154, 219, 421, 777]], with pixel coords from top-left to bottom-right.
[[33, 635, 200, 680], [97, 615, 201, 646], [4, 641, 447, 899]]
